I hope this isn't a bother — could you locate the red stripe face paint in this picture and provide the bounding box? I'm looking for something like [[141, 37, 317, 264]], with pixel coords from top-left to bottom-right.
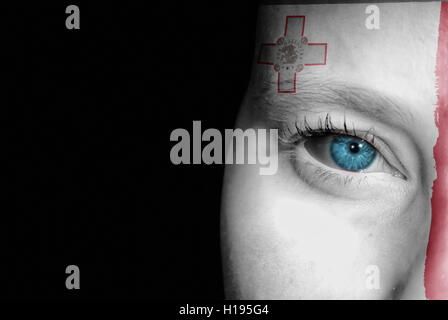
[[425, 1, 448, 300]]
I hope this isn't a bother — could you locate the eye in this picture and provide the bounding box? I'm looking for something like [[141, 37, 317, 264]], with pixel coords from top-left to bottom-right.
[[329, 136, 376, 171], [304, 134, 403, 176]]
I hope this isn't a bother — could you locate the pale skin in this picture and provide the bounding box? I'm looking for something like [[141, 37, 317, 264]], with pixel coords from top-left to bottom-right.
[[221, 2, 441, 299]]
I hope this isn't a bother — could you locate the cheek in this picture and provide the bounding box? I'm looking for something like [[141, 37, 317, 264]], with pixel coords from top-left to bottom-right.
[[221, 162, 430, 299], [257, 195, 424, 299], [268, 197, 367, 297], [271, 197, 360, 275]]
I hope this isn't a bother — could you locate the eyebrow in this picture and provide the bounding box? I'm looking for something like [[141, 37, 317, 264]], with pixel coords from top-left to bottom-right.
[[248, 77, 415, 128]]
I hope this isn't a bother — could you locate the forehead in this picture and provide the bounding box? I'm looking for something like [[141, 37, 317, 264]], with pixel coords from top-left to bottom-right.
[[254, 2, 441, 109]]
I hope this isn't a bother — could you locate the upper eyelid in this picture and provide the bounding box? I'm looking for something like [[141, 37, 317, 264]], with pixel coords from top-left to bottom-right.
[[277, 113, 374, 145]]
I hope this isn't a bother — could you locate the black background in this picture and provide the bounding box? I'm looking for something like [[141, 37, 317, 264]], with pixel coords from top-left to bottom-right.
[[5, 3, 257, 299]]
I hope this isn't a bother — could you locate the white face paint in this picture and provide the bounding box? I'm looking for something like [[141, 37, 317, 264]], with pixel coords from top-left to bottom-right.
[[221, 2, 441, 299], [272, 197, 363, 292]]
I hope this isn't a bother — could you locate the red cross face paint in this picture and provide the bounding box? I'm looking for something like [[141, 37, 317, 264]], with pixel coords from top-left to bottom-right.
[[222, 2, 448, 299], [257, 16, 327, 93]]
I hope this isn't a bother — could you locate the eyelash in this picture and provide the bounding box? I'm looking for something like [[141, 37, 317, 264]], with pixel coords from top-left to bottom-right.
[[278, 113, 376, 147]]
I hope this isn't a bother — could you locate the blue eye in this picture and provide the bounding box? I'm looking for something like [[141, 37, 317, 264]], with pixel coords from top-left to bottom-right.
[[329, 136, 377, 171]]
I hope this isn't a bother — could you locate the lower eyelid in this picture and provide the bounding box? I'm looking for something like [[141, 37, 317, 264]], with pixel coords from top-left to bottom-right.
[[289, 146, 368, 187], [284, 142, 406, 198]]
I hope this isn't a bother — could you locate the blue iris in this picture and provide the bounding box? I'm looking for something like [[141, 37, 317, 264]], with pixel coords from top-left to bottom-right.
[[329, 136, 376, 171]]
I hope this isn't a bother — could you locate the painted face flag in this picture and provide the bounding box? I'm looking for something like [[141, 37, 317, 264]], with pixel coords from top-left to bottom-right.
[[221, 0, 448, 300]]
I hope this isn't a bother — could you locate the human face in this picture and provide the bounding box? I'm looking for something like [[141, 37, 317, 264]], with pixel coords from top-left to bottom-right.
[[221, 2, 445, 299]]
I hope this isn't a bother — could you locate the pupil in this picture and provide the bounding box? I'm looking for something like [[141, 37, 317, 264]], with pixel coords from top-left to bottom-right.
[[349, 142, 360, 153]]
